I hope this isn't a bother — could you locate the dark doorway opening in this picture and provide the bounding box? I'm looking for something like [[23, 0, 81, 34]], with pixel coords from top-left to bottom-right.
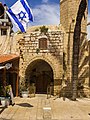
[[6, 72, 17, 96], [25, 59, 54, 94]]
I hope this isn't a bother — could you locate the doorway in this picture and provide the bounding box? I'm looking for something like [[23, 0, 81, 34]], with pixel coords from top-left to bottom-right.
[[25, 59, 54, 94]]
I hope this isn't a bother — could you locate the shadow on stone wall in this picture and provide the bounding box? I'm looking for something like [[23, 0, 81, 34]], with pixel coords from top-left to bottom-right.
[[59, 80, 87, 100], [78, 34, 89, 97]]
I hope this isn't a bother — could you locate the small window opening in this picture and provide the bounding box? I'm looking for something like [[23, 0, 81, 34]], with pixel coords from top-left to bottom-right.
[[39, 38, 47, 50]]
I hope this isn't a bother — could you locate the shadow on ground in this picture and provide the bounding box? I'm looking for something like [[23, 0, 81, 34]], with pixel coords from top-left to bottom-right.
[[16, 103, 33, 107], [0, 107, 6, 114]]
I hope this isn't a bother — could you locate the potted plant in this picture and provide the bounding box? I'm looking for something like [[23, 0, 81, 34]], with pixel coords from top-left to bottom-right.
[[0, 86, 10, 107], [0, 86, 6, 107], [20, 85, 29, 98], [21, 91, 29, 98], [0, 97, 10, 107]]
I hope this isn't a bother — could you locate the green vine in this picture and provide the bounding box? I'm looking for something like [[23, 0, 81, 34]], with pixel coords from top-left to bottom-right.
[[40, 26, 48, 34]]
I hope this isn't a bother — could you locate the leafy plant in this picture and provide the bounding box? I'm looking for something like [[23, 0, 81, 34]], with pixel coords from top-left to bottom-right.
[[36, 48, 40, 54], [40, 26, 48, 34], [5, 86, 11, 97]]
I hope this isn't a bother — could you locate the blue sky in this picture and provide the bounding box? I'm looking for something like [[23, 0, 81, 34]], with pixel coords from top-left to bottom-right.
[[0, 0, 60, 27], [0, 0, 90, 39], [0, 0, 59, 7]]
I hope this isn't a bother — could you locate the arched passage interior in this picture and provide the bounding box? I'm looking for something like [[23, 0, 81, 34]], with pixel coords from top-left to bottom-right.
[[25, 59, 54, 94]]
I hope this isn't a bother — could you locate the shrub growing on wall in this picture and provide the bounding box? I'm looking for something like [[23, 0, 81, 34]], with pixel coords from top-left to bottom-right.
[[40, 26, 48, 34]]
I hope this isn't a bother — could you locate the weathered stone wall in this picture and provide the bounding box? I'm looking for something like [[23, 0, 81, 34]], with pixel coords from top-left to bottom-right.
[[15, 26, 64, 95], [60, 0, 88, 79], [0, 0, 89, 97], [60, 0, 87, 33], [60, 0, 89, 97]]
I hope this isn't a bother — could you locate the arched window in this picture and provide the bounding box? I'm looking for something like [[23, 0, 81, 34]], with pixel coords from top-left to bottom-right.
[[39, 38, 47, 50]]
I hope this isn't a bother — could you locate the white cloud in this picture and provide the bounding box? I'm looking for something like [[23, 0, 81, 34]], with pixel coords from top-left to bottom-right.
[[42, 0, 49, 3], [29, 3, 60, 26]]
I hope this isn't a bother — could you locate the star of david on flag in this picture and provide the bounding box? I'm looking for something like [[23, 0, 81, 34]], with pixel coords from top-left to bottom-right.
[[6, 0, 33, 32]]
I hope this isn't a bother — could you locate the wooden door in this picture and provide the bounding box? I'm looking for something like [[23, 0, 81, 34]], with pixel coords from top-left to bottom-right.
[[36, 74, 48, 94]]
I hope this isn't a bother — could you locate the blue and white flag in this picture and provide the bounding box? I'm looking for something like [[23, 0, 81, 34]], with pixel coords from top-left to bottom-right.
[[6, 0, 33, 32]]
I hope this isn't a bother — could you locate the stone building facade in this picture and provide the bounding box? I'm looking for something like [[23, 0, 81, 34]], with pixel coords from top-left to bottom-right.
[[14, 0, 90, 96], [60, 0, 88, 80], [15, 25, 64, 95], [60, 0, 89, 96], [0, 0, 90, 96]]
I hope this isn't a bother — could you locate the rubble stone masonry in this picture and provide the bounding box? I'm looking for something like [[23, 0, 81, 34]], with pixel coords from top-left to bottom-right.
[[16, 26, 64, 95]]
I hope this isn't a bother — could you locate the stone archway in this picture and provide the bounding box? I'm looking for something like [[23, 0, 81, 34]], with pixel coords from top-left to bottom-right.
[[25, 59, 54, 94]]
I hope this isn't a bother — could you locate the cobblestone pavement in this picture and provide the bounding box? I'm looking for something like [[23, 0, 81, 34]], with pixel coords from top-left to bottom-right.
[[0, 94, 90, 120]]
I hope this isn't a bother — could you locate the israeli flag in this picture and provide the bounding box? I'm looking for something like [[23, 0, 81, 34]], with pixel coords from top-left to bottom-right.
[[6, 0, 33, 32]]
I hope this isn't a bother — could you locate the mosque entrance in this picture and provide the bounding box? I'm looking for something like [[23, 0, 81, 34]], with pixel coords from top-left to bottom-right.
[[25, 59, 54, 94]]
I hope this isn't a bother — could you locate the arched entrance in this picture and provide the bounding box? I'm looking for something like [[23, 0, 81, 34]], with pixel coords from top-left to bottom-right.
[[25, 59, 54, 94]]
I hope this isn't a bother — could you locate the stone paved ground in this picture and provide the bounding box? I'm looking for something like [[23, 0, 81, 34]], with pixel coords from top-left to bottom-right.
[[0, 94, 90, 120]]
